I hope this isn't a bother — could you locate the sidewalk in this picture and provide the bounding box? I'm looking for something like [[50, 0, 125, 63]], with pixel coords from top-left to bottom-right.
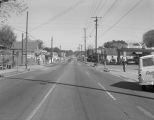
[[0, 64, 50, 77], [96, 64, 139, 82]]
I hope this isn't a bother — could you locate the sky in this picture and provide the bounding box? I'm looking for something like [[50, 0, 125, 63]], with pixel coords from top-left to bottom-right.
[[4, 0, 154, 51]]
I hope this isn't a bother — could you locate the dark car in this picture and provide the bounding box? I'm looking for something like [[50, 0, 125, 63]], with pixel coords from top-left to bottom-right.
[[126, 59, 136, 64], [110, 59, 116, 64]]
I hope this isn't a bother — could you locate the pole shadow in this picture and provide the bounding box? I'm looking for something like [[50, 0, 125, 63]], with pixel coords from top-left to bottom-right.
[[3, 76, 154, 100]]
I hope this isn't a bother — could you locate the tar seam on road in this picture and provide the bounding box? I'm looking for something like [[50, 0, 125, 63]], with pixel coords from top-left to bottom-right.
[[97, 82, 116, 101], [25, 72, 63, 120], [137, 106, 154, 119], [1, 68, 38, 78], [86, 71, 90, 76]]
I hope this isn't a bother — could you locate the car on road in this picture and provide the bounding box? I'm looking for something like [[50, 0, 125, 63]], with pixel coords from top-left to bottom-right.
[[126, 58, 136, 64], [138, 54, 154, 90], [110, 58, 116, 64]]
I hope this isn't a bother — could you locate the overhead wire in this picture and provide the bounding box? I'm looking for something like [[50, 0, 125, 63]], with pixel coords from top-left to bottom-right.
[[97, 0, 108, 16], [88, 0, 118, 37], [87, 0, 107, 35], [13, 26, 39, 41], [92, 0, 105, 16], [85, 0, 99, 29], [84, 0, 95, 28], [101, 0, 143, 36], [101, 0, 119, 19], [90, 0, 99, 17], [30, 0, 85, 32]]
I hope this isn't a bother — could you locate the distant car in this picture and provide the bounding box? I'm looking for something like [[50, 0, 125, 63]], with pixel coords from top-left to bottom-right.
[[126, 59, 136, 64], [110, 59, 116, 64]]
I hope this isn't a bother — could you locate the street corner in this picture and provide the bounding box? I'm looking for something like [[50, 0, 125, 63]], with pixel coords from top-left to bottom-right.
[[109, 70, 138, 82], [0, 74, 4, 77], [103, 67, 110, 72]]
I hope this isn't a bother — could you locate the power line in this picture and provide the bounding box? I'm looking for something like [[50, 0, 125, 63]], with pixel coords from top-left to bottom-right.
[[102, 0, 143, 36], [85, 0, 107, 30], [30, 0, 85, 32], [102, 0, 119, 18], [90, 0, 99, 17], [98, 0, 119, 27], [13, 26, 39, 40], [97, 0, 108, 16], [93, 0, 105, 16], [88, 0, 118, 38], [85, 0, 97, 28]]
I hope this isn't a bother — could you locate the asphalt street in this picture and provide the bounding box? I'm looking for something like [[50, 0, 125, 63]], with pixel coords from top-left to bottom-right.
[[0, 60, 154, 120]]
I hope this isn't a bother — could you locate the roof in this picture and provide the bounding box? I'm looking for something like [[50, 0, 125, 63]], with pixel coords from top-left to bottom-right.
[[0, 44, 6, 49], [140, 54, 154, 59], [12, 40, 39, 52], [127, 42, 142, 48], [118, 48, 154, 52], [102, 48, 118, 56]]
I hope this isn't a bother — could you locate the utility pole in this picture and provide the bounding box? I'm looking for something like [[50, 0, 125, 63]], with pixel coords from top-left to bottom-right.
[[81, 44, 82, 52], [91, 16, 101, 63], [51, 36, 53, 63], [21, 33, 24, 65], [60, 45, 61, 62], [25, 11, 28, 69], [79, 44, 82, 56], [84, 28, 87, 61]]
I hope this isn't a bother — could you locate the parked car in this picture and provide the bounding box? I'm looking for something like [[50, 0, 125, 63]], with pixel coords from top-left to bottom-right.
[[110, 59, 116, 64], [138, 54, 154, 90], [126, 59, 136, 64]]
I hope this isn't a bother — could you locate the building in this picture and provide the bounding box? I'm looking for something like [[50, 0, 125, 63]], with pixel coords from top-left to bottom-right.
[[127, 42, 142, 49], [12, 39, 45, 65]]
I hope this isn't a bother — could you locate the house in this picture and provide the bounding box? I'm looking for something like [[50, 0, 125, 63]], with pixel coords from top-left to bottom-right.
[[52, 52, 59, 63], [127, 42, 142, 49], [101, 48, 120, 62], [0, 45, 6, 50], [12, 39, 45, 65]]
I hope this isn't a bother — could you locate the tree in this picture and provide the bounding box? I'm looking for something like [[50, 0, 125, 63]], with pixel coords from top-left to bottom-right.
[[0, 25, 16, 48], [143, 30, 154, 47], [37, 40, 44, 49], [104, 40, 128, 48], [0, 0, 28, 23], [65, 50, 73, 56], [44, 47, 51, 52]]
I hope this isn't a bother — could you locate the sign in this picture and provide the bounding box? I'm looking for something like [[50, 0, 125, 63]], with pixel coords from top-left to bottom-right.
[[135, 52, 142, 54], [16, 51, 19, 57]]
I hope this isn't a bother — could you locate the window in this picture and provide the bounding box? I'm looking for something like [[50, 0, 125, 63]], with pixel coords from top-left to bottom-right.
[[143, 57, 154, 67]]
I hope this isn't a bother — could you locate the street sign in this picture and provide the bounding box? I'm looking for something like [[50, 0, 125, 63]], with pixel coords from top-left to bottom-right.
[[16, 51, 19, 57]]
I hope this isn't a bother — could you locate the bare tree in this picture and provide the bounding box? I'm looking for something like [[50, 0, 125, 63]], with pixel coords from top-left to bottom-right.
[[0, 0, 28, 23], [143, 30, 154, 48], [0, 25, 16, 48]]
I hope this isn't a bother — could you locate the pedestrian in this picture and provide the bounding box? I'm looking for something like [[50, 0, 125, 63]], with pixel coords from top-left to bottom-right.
[[122, 57, 126, 72]]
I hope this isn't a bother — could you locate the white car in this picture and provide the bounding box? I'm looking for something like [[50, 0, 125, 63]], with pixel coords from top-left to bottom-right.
[[138, 55, 154, 90]]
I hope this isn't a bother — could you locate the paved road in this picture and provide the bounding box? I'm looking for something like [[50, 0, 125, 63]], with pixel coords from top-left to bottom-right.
[[0, 60, 154, 120]]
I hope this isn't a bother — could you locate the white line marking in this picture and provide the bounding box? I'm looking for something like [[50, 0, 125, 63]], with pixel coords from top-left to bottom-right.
[[86, 71, 90, 76], [41, 68, 50, 71], [97, 82, 116, 100], [137, 106, 154, 119], [2, 70, 30, 77], [26, 76, 62, 120], [2, 67, 52, 78]]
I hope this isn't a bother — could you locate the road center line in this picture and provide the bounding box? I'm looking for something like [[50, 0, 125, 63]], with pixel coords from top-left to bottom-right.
[[86, 71, 90, 76], [137, 106, 154, 119], [26, 76, 62, 120], [97, 82, 116, 101]]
